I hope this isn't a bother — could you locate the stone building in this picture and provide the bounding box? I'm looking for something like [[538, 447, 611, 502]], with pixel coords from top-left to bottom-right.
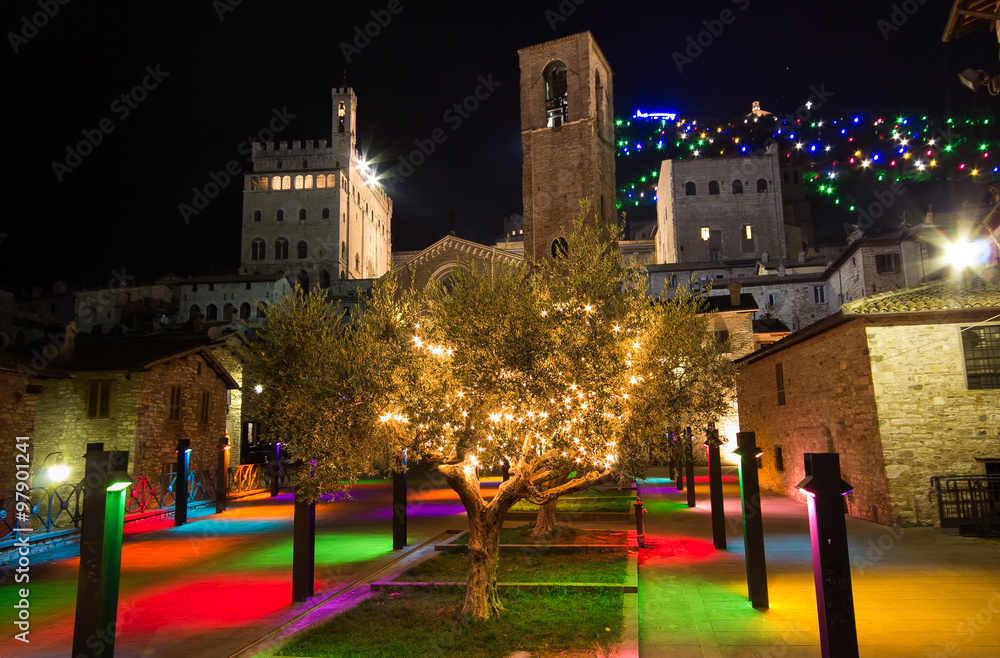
[[31, 334, 239, 482], [736, 276, 1000, 527], [0, 352, 63, 491], [519, 32, 616, 264], [655, 146, 809, 265], [74, 280, 179, 335], [240, 88, 392, 285], [170, 274, 291, 326]]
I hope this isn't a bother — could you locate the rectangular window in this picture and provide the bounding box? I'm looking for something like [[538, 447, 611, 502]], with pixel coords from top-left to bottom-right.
[[199, 390, 210, 423], [700, 227, 711, 241], [775, 446, 785, 472], [963, 325, 1000, 390], [169, 386, 183, 420], [741, 225, 754, 253], [813, 286, 826, 304], [775, 363, 786, 405], [875, 253, 900, 274], [86, 381, 111, 418]]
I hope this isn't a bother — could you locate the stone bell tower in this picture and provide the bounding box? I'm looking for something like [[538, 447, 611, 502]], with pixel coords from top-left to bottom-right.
[[518, 31, 616, 263]]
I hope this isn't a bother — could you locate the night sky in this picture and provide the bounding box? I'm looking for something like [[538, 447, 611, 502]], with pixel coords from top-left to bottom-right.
[[1, 0, 995, 289]]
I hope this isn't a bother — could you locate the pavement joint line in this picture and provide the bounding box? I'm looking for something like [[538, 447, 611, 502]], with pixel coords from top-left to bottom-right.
[[224, 530, 453, 658]]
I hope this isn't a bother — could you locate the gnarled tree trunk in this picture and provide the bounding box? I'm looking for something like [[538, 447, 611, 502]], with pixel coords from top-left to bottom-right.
[[530, 498, 559, 539]]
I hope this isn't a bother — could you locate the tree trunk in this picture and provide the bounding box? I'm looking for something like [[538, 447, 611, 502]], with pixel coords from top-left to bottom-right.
[[530, 498, 559, 539], [464, 508, 504, 618]]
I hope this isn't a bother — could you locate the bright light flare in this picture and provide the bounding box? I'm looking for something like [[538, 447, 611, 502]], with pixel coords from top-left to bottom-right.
[[945, 239, 991, 270]]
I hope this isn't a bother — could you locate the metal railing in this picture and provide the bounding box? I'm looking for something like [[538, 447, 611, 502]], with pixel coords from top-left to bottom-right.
[[932, 475, 1000, 537], [1, 462, 293, 543]]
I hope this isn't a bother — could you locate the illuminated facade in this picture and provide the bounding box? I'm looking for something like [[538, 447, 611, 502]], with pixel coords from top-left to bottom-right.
[[239, 88, 392, 285]]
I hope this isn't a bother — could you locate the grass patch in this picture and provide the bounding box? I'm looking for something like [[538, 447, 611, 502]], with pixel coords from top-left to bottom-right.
[[396, 546, 626, 584], [277, 585, 623, 657], [511, 496, 634, 513], [453, 525, 627, 546]]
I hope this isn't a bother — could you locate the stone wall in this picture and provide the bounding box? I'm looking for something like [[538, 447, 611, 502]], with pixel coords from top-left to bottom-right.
[[737, 319, 894, 524], [0, 369, 38, 491], [866, 322, 1000, 526], [209, 345, 244, 466], [33, 371, 140, 484]]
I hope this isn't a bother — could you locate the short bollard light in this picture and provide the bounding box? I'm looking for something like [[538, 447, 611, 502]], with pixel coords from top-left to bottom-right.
[[796, 453, 859, 658], [734, 431, 768, 609], [99, 467, 131, 657], [704, 427, 726, 550], [634, 496, 646, 547], [216, 436, 231, 514]]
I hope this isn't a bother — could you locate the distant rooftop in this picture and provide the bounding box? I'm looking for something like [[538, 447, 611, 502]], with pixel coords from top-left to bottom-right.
[[843, 274, 1000, 314]]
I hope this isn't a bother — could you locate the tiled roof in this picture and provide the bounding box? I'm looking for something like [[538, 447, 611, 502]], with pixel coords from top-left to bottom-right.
[[843, 275, 1000, 314]]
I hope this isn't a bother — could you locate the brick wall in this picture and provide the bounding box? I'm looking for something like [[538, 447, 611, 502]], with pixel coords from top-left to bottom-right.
[[0, 371, 38, 491], [866, 322, 1000, 526], [738, 319, 894, 524]]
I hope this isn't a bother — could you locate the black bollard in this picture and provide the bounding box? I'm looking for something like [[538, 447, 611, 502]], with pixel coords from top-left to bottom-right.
[[797, 453, 859, 658], [292, 485, 316, 602], [634, 497, 646, 547], [705, 431, 726, 550], [734, 431, 768, 609], [216, 436, 230, 514], [270, 441, 281, 497], [392, 453, 408, 550], [175, 439, 190, 526], [685, 427, 696, 508]]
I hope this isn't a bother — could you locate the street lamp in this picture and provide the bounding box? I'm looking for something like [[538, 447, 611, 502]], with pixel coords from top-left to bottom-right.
[[945, 238, 991, 270], [40, 451, 70, 485]]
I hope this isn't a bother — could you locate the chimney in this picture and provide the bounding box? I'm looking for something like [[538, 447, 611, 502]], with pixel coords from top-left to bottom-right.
[[798, 250, 806, 263], [727, 281, 742, 307], [924, 204, 934, 225]]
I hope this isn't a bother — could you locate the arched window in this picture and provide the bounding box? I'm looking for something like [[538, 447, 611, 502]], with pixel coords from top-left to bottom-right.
[[338, 101, 346, 133], [297, 241, 308, 259], [543, 60, 568, 128], [250, 177, 258, 190], [341, 241, 347, 259], [294, 175, 304, 189], [297, 270, 309, 290], [684, 181, 697, 196], [240, 303, 251, 319], [253, 210, 261, 222], [271, 176, 281, 190], [551, 237, 568, 258], [304, 174, 313, 189], [319, 270, 331, 288], [340, 269, 347, 280], [366, 258, 374, 277], [251, 239, 266, 260], [327, 174, 336, 187], [732, 180, 743, 194], [322, 208, 330, 219], [316, 174, 326, 189], [223, 303, 235, 321], [299, 208, 306, 221], [275, 238, 289, 260], [276, 209, 284, 222], [708, 181, 720, 195], [355, 253, 360, 272], [757, 178, 768, 193], [281, 175, 291, 190], [207, 304, 218, 321], [189, 304, 201, 318], [256, 302, 268, 319], [260, 176, 268, 191]]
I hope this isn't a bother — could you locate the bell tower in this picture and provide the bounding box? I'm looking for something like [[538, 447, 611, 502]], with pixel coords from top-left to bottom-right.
[[519, 32, 616, 263]]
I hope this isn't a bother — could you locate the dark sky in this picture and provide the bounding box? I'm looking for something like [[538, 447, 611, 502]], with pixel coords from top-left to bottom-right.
[[1, 0, 995, 288]]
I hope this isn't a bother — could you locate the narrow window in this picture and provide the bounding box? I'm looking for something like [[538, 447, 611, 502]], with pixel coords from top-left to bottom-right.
[[775, 446, 785, 472], [260, 176, 268, 191], [685, 181, 697, 196], [355, 253, 361, 271], [328, 174, 336, 187], [776, 363, 786, 405], [250, 177, 258, 190], [207, 304, 218, 320], [304, 174, 313, 189], [732, 180, 743, 194], [962, 325, 1000, 389], [708, 180, 720, 195], [297, 241, 308, 259], [253, 210, 261, 222], [320, 270, 331, 288], [543, 60, 569, 128], [282, 175, 291, 190], [240, 302, 251, 319], [169, 386, 182, 420], [199, 390, 210, 424], [276, 239, 289, 260], [299, 208, 307, 221], [338, 101, 346, 133], [700, 227, 711, 241], [316, 174, 326, 189], [741, 225, 754, 253], [271, 176, 280, 190], [277, 209, 284, 222], [341, 241, 347, 259], [294, 175, 304, 189], [322, 208, 330, 219], [251, 239, 266, 260], [86, 381, 111, 419], [813, 286, 826, 304], [757, 178, 768, 193]]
